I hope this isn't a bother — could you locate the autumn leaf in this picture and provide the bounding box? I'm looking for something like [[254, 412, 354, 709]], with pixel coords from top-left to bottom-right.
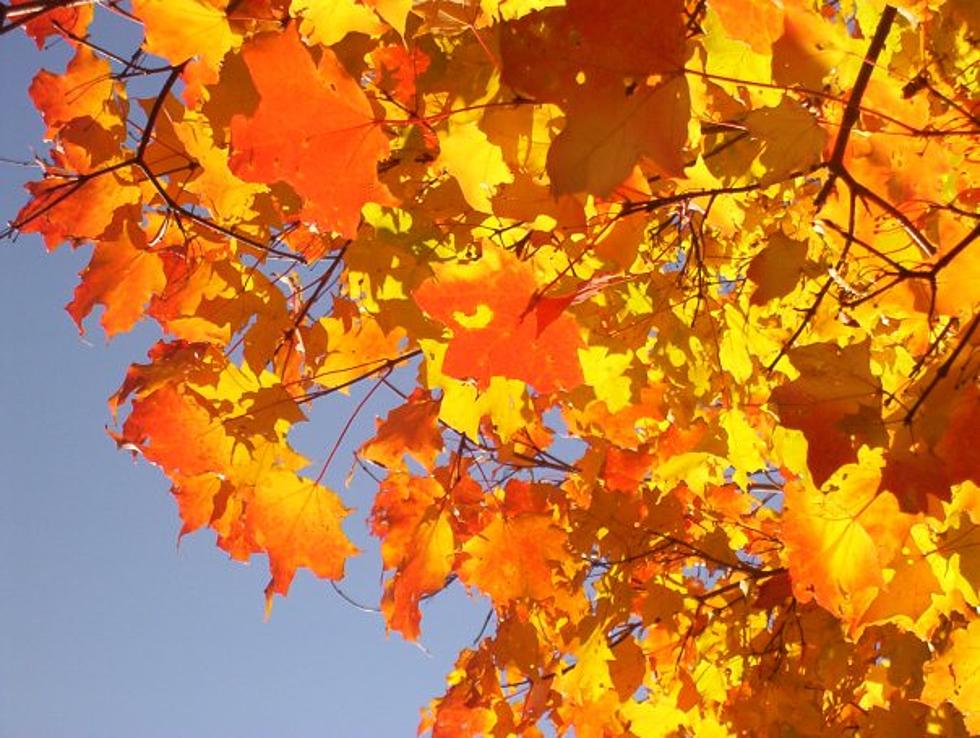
[[17, 171, 142, 250], [746, 231, 809, 305], [371, 474, 454, 639], [11, 0, 93, 48], [229, 27, 393, 237], [458, 513, 567, 606], [922, 619, 980, 734], [114, 384, 236, 478], [66, 222, 166, 336], [413, 244, 584, 393], [290, 0, 387, 46], [360, 389, 444, 471], [247, 469, 359, 612], [782, 447, 912, 619], [30, 46, 123, 136], [771, 341, 886, 487], [500, 0, 690, 194], [132, 0, 241, 73]]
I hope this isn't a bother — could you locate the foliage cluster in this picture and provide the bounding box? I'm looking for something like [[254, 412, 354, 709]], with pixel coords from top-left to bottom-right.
[[3, 0, 979, 735]]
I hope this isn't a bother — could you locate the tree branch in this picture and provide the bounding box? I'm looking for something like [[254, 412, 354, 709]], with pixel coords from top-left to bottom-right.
[[815, 4, 898, 209]]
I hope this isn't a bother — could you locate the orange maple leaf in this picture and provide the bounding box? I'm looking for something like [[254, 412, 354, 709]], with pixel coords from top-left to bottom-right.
[[229, 27, 394, 237], [413, 244, 584, 393]]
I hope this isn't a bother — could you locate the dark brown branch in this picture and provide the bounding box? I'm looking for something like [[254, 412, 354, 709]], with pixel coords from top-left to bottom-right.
[[695, 567, 787, 605], [686, 67, 979, 141], [136, 163, 303, 261], [815, 5, 898, 209], [621, 181, 781, 217], [834, 221, 977, 309], [908, 317, 957, 381], [136, 63, 186, 160], [292, 349, 423, 403], [818, 217, 914, 274], [53, 21, 173, 76], [0, 0, 93, 34], [904, 311, 980, 423]]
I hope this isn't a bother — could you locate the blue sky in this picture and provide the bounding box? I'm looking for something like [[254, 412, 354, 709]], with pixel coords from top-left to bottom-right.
[[0, 22, 487, 738]]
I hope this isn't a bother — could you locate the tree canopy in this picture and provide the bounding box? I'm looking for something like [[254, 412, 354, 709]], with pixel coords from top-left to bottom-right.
[[3, 0, 980, 735]]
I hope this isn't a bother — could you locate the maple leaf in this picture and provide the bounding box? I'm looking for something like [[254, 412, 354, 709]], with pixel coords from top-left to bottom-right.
[[360, 389, 444, 471], [771, 341, 886, 487], [9, 0, 93, 48], [458, 513, 567, 606], [291, 0, 387, 45], [501, 0, 690, 194], [413, 244, 585, 393], [782, 447, 912, 619], [29, 46, 123, 137], [67, 222, 165, 336], [16, 171, 142, 250], [746, 231, 810, 305], [922, 619, 980, 734], [370, 44, 430, 106], [370, 474, 454, 639], [132, 0, 241, 78], [247, 468, 359, 612], [883, 330, 980, 511], [229, 27, 394, 237]]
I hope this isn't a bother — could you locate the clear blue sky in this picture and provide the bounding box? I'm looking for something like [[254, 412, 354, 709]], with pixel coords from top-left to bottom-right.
[[0, 23, 487, 738]]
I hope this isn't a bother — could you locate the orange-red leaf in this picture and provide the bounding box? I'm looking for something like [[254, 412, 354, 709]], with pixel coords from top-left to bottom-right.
[[413, 245, 584, 393], [13, 0, 93, 48], [459, 514, 567, 605], [115, 385, 233, 477], [229, 27, 393, 237], [67, 223, 165, 336], [17, 171, 141, 250], [29, 47, 120, 136], [360, 390, 444, 471], [248, 470, 358, 611], [371, 474, 454, 639]]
